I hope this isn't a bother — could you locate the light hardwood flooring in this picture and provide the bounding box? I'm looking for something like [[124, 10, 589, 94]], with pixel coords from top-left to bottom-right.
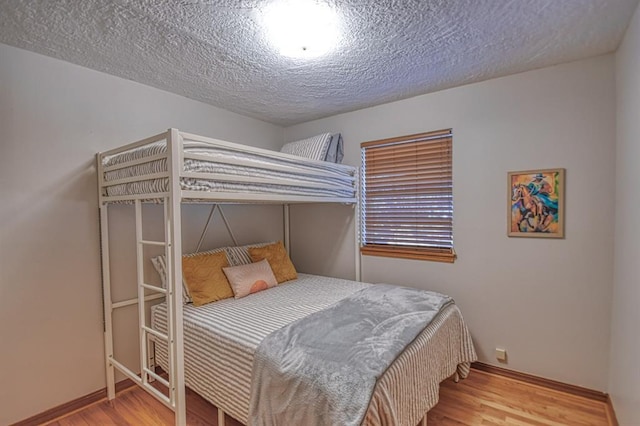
[[46, 369, 611, 426]]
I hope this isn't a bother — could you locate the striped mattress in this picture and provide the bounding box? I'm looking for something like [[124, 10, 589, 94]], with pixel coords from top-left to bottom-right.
[[151, 274, 476, 425], [102, 138, 356, 199]]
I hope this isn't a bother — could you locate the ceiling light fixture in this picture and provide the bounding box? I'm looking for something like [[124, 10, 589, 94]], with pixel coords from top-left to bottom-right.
[[262, 0, 340, 59]]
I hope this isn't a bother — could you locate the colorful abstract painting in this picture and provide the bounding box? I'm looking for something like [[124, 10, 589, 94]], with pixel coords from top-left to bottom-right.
[[508, 169, 565, 238]]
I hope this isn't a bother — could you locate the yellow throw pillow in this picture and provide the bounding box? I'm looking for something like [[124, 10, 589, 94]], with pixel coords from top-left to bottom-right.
[[182, 251, 234, 306], [248, 241, 297, 283]]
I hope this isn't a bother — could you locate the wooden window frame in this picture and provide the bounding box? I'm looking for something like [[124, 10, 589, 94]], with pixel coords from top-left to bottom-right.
[[360, 129, 456, 263]]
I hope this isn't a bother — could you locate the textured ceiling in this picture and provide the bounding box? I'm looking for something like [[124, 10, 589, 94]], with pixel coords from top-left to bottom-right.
[[0, 0, 638, 126]]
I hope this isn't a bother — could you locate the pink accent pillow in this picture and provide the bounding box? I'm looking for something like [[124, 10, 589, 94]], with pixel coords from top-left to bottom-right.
[[222, 259, 278, 299]]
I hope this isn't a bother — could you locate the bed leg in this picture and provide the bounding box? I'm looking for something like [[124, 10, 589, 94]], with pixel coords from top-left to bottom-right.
[[419, 414, 427, 426], [453, 371, 460, 383], [147, 339, 156, 382], [218, 407, 225, 426]]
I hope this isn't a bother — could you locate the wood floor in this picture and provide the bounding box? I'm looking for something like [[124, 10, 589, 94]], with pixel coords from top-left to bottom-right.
[[46, 369, 611, 426]]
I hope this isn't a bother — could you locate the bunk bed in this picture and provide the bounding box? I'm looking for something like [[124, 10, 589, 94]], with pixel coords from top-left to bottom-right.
[[97, 128, 476, 426]]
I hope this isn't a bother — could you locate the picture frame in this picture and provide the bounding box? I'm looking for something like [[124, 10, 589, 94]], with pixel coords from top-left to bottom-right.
[[508, 168, 565, 238]]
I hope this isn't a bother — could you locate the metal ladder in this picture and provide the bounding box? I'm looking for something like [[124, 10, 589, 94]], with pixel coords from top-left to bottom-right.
[[133, 198, 177, 407], [102, 198, 186, 425]]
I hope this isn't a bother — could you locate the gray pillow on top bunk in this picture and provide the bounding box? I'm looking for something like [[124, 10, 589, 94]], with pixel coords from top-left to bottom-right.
[[280, 133, 344, 164]]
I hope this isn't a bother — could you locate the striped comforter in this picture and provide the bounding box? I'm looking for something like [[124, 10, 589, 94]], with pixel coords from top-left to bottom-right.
[[151, 274, 476, 425], [102, 139, 355, 199]]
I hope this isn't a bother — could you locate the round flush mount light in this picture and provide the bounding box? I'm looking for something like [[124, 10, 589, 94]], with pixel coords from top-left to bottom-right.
[[262, 0, 340, 59]]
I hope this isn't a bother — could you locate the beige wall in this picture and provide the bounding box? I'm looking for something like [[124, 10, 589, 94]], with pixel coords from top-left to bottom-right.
[[286, 55, 616, 391], [0, 44, 284, 425], [610, 2, 640, 423], [0, 34, 627, 424]]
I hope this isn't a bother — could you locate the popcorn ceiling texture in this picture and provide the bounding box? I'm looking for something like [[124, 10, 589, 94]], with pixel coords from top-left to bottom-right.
[[0, 0, 637, 126]]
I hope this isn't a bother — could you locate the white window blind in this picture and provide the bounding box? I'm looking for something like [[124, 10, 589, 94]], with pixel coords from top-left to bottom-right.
[[360, 129, 455, 263]]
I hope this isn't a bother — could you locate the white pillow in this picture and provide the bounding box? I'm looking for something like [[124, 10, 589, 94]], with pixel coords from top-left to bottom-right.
[[280, 133, 333, 161], [223, 259, 278, 299]]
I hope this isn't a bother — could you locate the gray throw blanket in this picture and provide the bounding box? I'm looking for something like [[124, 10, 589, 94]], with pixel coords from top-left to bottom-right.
[[249, 284, 453, 426]]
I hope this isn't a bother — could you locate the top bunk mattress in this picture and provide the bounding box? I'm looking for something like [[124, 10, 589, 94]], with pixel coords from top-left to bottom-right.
[[101, 136, 357, 201]]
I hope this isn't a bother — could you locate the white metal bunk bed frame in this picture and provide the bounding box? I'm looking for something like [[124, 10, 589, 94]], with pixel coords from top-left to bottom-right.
[[97, 128, 360, 426]]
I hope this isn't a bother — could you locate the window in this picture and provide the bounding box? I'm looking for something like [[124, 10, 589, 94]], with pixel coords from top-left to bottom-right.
[[360, 129, 455, 263]]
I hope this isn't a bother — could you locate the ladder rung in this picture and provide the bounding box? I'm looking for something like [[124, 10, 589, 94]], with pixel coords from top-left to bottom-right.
[[141, 283, 167, 294], [142, 381, 172, 408], [139, 240, 167, 246], [111, 293, 164, 310], [110, 358, 142, 386], [143, 326, 169, 342], [144, 367, 170, 388]]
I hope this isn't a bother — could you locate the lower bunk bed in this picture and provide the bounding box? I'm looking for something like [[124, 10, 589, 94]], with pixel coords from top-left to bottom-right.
[[151, 273, 477, 426]]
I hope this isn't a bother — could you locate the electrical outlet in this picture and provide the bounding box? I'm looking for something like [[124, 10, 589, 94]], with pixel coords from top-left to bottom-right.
[[495, 347, 507, 362]]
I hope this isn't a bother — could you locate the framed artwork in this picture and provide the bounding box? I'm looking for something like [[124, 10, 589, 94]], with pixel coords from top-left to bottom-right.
[[508, 168, 565, 238]]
